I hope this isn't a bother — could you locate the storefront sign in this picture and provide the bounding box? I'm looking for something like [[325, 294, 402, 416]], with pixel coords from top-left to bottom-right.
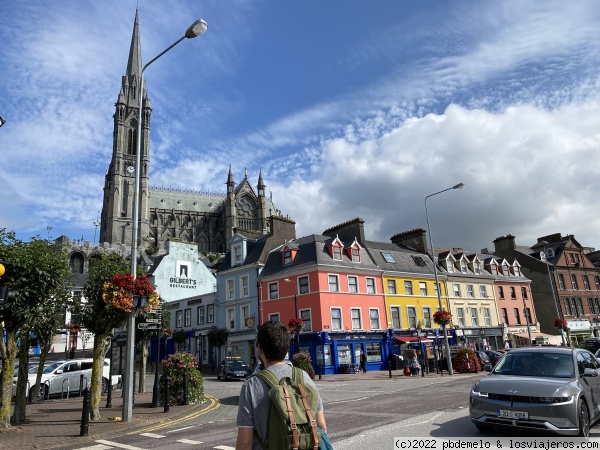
[[169, 260, 198, 290]]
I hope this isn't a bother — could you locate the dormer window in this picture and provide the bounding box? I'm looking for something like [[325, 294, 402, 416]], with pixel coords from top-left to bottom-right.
[[283, 250, 292, 265], [280, 242, 299, 265], [446, 259, 454, 273], [234, 245, 242, 265], [460, 260, 468, 273], [503, 263, 510, 275], [333, 246, 342, 260], [351, 248, 360, 262], [513, 265, 521, 276], [474, 261, 481, 274]]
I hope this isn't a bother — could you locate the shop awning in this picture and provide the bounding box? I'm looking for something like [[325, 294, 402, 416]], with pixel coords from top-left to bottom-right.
[[511, 332, 556, 341], [394, 336, 433, 344]]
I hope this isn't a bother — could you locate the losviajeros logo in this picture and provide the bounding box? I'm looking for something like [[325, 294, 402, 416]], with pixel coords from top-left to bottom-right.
[[170, 260, 197, 289]]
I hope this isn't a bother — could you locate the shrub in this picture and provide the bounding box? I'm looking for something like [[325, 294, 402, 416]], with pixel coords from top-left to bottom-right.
[[453, 347, 481, 373], [292, 352, 316, 379], [160, 352, 204, 405]]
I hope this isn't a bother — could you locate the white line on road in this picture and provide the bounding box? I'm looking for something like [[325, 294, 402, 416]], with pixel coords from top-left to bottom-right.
[[176, 439, 203, 444], [139, 432, 166, 438], [213, 446, 235, 450], [96, 440, 147, 450], [329, 396, 370, 404], [168, 425, 195, 433], [74, 445, 113, 450]]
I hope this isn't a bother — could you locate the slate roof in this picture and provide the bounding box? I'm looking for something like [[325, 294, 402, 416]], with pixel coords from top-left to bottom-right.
[[217, 234, 269, 272], [363, 240, 437, 276]]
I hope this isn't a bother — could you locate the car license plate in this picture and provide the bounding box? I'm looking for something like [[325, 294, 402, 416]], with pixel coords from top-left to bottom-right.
[[236, 372, 245, 376], [497, 409, 528, 420]]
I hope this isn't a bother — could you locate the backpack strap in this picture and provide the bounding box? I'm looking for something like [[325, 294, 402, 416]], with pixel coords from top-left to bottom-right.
[[281, 384, 300, 450], [254, 368, 281, 388], [298, 383, 319, 449]]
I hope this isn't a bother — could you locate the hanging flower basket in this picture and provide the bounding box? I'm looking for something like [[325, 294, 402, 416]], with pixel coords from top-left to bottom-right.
[[554, 318, 568, 330], [102, 273, 160, 313], [163, 328, 173, 338], [288, 318, 305, 332], [69, 324, 81, 333], [433, 310, 452, 325]]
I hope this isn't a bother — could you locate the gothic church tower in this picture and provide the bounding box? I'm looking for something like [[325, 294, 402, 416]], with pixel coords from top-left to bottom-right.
[[100, 11, 151, 248]]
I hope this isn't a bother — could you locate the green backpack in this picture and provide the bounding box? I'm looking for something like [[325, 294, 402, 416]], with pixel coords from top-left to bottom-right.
[[253, 366, 320, 450]]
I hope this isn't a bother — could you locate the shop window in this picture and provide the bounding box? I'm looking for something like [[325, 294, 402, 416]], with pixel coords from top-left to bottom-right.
[[366, 342, 382, 362]]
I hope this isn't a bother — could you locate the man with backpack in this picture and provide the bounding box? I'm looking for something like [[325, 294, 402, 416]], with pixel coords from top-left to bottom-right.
[[236, 320, 328, 450]]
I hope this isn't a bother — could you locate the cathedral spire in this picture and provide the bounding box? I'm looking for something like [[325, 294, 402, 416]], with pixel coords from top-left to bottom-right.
[[126, 10, 142, 83], [257, 168, 265, 197], [227, 165, 235, 193]]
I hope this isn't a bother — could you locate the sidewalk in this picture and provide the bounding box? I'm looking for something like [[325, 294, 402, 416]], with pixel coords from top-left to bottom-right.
[[0, 369, 481, 450]]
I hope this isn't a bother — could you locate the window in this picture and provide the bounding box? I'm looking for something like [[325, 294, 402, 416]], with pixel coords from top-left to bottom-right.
[[510, 287, 517, 299], [329, 275, 339, 292], [571, 274, 579, 290], [571, 298, 578, 316], [351, 308, 362, 330], [390, 307, 401, 329], [501, 308, 509, 325], [197, 306, 205, 325], [227, 279, 235, 300], [207, 304, 214, 322], [513, 266, 521, 276], [596, 276, 600, 290], [269, 282, 279, 299], [407, 307, 417, 328], [479, 285, 487, 298], [422, 307, 431, 328], [300, 309, 312, 332], [412, 256, 427, 267], [366, 342, 382, 362], [577, 297, 584, 316], [460, 260, 468, 273], [513, 308, 521, 324], [525, 308, 532, 324], [419, 282, 427, 296], [242, 305, 249, 325], [333, 246, 342, 260], [366, 278, 376, 294], [184, 308, 191, 327], [405, 281, 414, 295], [467, 285, 474, 298], [348, 276, 358, 293], [283, 250, 292, 265], [498, 286, 504, 298], [176, 311, 183, 328], [521, 287, 528, 299], [503, 263, 510, 275], [583, 275, 591, 290], [595, 298, 600, 313], [457, 308, 465, 327], [370, 309, 380, 329], [564, 298, 572, 315], [589, 298, 596, 315], [474, 262, 482, 274], [352, 248, 361, 262], [470, 308, 478, 326], [234, 245, 242, 264], [235, 276, 247, 298], [483, 308, 491, 326], [558, 274, 566, 290], [453, 284, 461, 297], [299, 276, 309, 294], [446, 260, 454, 273], [490, 264, 498, 275], [331, 308, 342, 330], [228, 308, 235, 329], [269, 313, 280, 322], [387, 279, 397, 294], [381, 252, 396, 263]]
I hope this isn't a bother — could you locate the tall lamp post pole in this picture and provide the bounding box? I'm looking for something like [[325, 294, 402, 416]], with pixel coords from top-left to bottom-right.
[[425, 182, 464, 376], [542, 244, 566, 346], [123, 18, 208, 423], [284, 278, 299, 352]]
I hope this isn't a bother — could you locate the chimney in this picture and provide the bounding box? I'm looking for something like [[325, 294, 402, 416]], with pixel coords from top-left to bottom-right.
[[322, 218, 365, 245], [493, 234, 516, 252], [270, 216, 296, 241], [537, 233, 563, 244], [390, 228, 427, 254]]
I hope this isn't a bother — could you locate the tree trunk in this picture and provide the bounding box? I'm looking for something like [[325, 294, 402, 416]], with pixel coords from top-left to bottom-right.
[[31, 341, 51, 404], [138, 338, 148, 393], [89, 334, 106, 421], [0, 332, 18, 429], [11, 333, 30, 424]]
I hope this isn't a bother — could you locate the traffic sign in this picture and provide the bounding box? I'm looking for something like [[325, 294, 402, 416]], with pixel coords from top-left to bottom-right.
[[145, 318, 161, 323], [137, 323, 160, 330]]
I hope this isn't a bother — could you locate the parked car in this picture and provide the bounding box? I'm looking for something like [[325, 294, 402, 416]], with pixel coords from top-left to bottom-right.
[[14, 358, 120, 401], [470, 347, 600, 436], [483, 350, 504, 367], [475, 351, 493, 371], [217, 357, 251, 381]]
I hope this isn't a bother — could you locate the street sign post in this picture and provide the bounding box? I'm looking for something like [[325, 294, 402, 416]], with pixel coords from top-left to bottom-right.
[[146, 318, 161, 323], [138, 323, 160, 330]]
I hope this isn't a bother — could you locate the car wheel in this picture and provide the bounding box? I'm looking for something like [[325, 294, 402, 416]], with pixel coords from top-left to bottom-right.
[[31, 383, 46, 402], [217, 373, 221, 380], [578, 401, 590, 437], [474, 423, 493, 433]]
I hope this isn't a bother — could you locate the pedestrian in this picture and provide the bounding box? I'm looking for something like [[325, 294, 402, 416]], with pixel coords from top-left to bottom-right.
[[410, 355, 421, 377], [250, 354, 257, 370], [360, 350, 367, 373], [236, 321, 327, 450]]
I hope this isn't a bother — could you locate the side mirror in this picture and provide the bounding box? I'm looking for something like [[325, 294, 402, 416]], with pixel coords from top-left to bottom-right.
[[583, 368, 598, 377], [56, 369, 64, 374]]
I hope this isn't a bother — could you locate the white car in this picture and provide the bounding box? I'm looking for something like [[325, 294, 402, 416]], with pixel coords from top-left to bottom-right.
[[13, 358, 121, 401]]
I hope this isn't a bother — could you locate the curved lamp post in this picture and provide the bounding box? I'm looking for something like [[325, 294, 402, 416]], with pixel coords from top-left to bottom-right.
[[284, 278, 300, 352], [425, 182, 464, 376], [124, 18, 208, 423]]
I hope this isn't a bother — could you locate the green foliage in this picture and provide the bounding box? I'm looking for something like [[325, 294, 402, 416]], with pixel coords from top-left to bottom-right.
[[292, 352, 316, 379], [144, 246, 158, 256], [160, 352, 204, 405], [207, 326, 229, 347], [173, 329, 188, 343]]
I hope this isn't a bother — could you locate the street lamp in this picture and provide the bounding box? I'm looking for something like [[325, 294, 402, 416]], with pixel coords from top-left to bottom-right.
[[284, 278, 299, 352], [425, 182, 464, 376], [0, 116, 6, 128], [123, 17, 208, 423]]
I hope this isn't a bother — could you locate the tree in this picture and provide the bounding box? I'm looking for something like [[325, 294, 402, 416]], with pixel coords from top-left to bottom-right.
[[78, 253, 130, 421], [207, 327, 229, 368], [0, 229, 72, 428]]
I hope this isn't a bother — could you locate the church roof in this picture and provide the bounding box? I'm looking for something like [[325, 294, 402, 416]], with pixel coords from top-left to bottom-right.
[[149, 187, 225, 213]]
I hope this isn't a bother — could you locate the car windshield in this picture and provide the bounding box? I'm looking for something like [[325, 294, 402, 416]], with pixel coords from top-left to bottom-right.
[[43, 361, 65, 374], [226, 360, 247, 369], [493, 352, 574, 378]]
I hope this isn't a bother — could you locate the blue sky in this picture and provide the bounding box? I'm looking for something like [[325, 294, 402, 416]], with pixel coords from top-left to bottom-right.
[[1, 1, 599, 252]]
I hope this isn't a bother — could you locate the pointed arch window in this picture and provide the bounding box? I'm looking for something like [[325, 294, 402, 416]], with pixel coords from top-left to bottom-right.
[[127, 128, 137, 155], [121, 181, 129, 216]]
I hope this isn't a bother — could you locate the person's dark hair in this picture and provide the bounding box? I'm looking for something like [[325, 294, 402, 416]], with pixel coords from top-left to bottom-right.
[[257, 321, 290, 362]]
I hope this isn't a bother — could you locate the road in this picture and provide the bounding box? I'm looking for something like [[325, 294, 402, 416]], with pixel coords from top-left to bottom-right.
[[65, 372, 600, 450]]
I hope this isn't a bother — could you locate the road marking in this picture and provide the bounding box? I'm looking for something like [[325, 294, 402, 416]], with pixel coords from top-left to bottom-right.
[[168, 425, 195, 432], [140, 432, 165, 438], [329, 396, 369, 404], [96, 440, 146, 450], [176, 439, 203, 444], [214, 446, 235, 450], [74, 445, 113, 450]]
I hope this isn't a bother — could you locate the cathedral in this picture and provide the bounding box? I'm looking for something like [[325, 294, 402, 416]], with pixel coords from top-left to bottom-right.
[[99, 12, 281, 255]]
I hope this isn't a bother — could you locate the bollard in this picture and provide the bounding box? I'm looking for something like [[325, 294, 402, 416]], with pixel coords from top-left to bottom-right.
[[80, 387, 90, 436], [106, 373, 113, 408], [183, 372, 189, 406], [79, 374, 84, 397], [164, 376, 170, 413], [388, 361, 392, 378], [151, 370, 160, 408]]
